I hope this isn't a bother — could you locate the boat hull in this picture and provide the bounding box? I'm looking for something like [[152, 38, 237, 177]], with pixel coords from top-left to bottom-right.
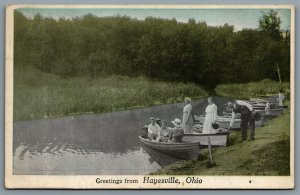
[[182, 132, 228, 147], [139, 135, 200, 160], [194, 115, 263, 130]]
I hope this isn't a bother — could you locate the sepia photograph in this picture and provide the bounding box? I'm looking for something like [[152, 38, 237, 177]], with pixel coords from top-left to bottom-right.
[[5, 5, 294, 189]]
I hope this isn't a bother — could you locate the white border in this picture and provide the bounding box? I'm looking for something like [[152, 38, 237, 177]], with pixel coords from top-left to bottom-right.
[[5, 4, 295, 189]]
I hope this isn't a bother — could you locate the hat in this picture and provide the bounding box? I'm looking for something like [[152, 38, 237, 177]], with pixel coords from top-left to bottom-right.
[[184, 97, 192, 103], [172, 118, 182, 128], [149, 117, 155, 121], [155, 118, 161, 122], [212, 123, 220, 129]]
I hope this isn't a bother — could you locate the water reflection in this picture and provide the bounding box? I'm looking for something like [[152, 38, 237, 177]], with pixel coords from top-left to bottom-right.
[[13, 97, 230, 175]]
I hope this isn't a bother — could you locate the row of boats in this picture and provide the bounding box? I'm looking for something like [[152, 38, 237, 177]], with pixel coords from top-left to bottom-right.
[[139, 97, 285, 163]]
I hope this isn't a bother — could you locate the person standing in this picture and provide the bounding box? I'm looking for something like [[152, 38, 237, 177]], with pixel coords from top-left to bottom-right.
[[227, 100, 255, 142], [182, 97, 193, 133], [278, 90, 285, 107], [147, 117, 161, 141], [203, 97, 218, 134]]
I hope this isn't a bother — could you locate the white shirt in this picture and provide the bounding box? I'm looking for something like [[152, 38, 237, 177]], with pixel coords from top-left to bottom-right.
[[236, 100, 253, 111], [148, 123, 161, 135]]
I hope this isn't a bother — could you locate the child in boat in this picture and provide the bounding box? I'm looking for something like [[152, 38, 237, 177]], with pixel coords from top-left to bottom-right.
[[168, 118, 184, 143], [159, 120, 170, 143], [148, 117, 161, 141]]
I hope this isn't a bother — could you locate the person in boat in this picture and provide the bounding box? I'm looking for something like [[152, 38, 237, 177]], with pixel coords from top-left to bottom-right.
[[202, 97, 218, 134], [168, 118, 184, 143], [159, 120, 170, 143], [227, 100, 255, 142], [278, 90, 285, 107], [182, 97, 193, 134], [155, 118, 162, 127], [148, 117, 161, 141]]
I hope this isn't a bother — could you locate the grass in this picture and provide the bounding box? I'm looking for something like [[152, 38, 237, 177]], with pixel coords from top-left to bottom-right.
[[153, 106, 290, 175], [14, 67, 208, 121], [215, 79, 290, 100], [153, 79, 291, 176]]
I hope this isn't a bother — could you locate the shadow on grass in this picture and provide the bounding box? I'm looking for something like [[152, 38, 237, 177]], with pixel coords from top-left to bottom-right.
[[239, 140, 290, 175]]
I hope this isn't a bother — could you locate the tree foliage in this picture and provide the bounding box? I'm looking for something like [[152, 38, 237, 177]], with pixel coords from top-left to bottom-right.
[[14, 10, 290, 89], [259, 10, 282, 41]]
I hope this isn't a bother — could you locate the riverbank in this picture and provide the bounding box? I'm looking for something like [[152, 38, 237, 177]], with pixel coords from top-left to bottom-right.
[[153, 102, 291, 176], [215, 79, 290, 100], [14, 67, 208, 121]]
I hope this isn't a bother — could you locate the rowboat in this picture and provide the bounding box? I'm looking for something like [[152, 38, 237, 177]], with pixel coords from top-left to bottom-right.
[[255, 108, 284, 116], [141, 144, 180, 166], [183, 131, 229, 147], [194, 115, 264, 130], [222, 111, 241, 117], [138, 135, 200, 160], [249, 98, 279, 104]]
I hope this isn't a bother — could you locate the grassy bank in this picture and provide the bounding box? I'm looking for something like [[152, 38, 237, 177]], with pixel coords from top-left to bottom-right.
[[14, 67, 208, 121], [154, 106, 290, 175], [215, 79, 290, 100], [154, 80, 291, 175]]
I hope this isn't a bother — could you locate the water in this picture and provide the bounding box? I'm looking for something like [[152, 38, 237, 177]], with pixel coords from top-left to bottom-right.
[[13, 97, 230, 175]]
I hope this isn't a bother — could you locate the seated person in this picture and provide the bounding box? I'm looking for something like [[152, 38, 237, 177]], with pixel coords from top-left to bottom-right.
[[148, 117, 161, 141], [159, 120, 170, 142], [155, 118, 162, 127], [168, 118, 184, 143]]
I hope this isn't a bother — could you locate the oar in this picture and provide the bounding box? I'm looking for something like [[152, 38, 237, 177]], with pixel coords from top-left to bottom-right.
[[276, 62, 282, 92]]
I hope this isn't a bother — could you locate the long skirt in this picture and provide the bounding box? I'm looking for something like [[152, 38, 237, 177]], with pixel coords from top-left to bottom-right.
[[203, 113, 214, 134], [182, 113, 193, 133]]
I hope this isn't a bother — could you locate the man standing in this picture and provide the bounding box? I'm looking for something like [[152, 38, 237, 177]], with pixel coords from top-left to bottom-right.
[[227, 100, 255, 142], [148, 117, 161, 141]]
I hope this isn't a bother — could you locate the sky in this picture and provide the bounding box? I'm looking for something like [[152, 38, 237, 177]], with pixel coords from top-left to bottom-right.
[[18, 8, 291, 32]]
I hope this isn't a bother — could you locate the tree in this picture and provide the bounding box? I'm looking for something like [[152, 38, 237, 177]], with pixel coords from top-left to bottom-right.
[[258, 9, 290, 91], [259, 10, 282, 41]]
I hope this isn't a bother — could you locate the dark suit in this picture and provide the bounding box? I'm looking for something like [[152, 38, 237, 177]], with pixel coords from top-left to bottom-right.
[[232, 103, 255, 141]]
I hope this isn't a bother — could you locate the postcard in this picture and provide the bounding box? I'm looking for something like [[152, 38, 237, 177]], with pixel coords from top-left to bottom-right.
[[5, 4, 295, 189]]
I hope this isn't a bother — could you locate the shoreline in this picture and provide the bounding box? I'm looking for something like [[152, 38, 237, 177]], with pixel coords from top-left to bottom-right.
[[152, 101, 290, 176]]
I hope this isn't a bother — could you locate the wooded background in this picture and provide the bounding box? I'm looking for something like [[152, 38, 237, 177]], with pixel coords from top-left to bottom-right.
[[14, 10, 290, 89]]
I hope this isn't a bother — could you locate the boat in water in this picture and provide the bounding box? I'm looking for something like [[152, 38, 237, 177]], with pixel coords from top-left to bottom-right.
[[138, 135, 200, 160], [194, 115, 264, 130], [249, 97, 279, 104], [182, 131, 229, 147], [141, 144, 181, 166]]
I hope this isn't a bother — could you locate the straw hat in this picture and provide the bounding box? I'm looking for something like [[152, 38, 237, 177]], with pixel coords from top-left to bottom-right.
[[184, 97, 192, 103], [172, 118, 182, 128]]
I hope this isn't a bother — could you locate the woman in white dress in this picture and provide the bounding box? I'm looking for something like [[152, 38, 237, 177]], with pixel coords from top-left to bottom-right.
[[203, 97, 217, 134], [182, 97, 193, 133]]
